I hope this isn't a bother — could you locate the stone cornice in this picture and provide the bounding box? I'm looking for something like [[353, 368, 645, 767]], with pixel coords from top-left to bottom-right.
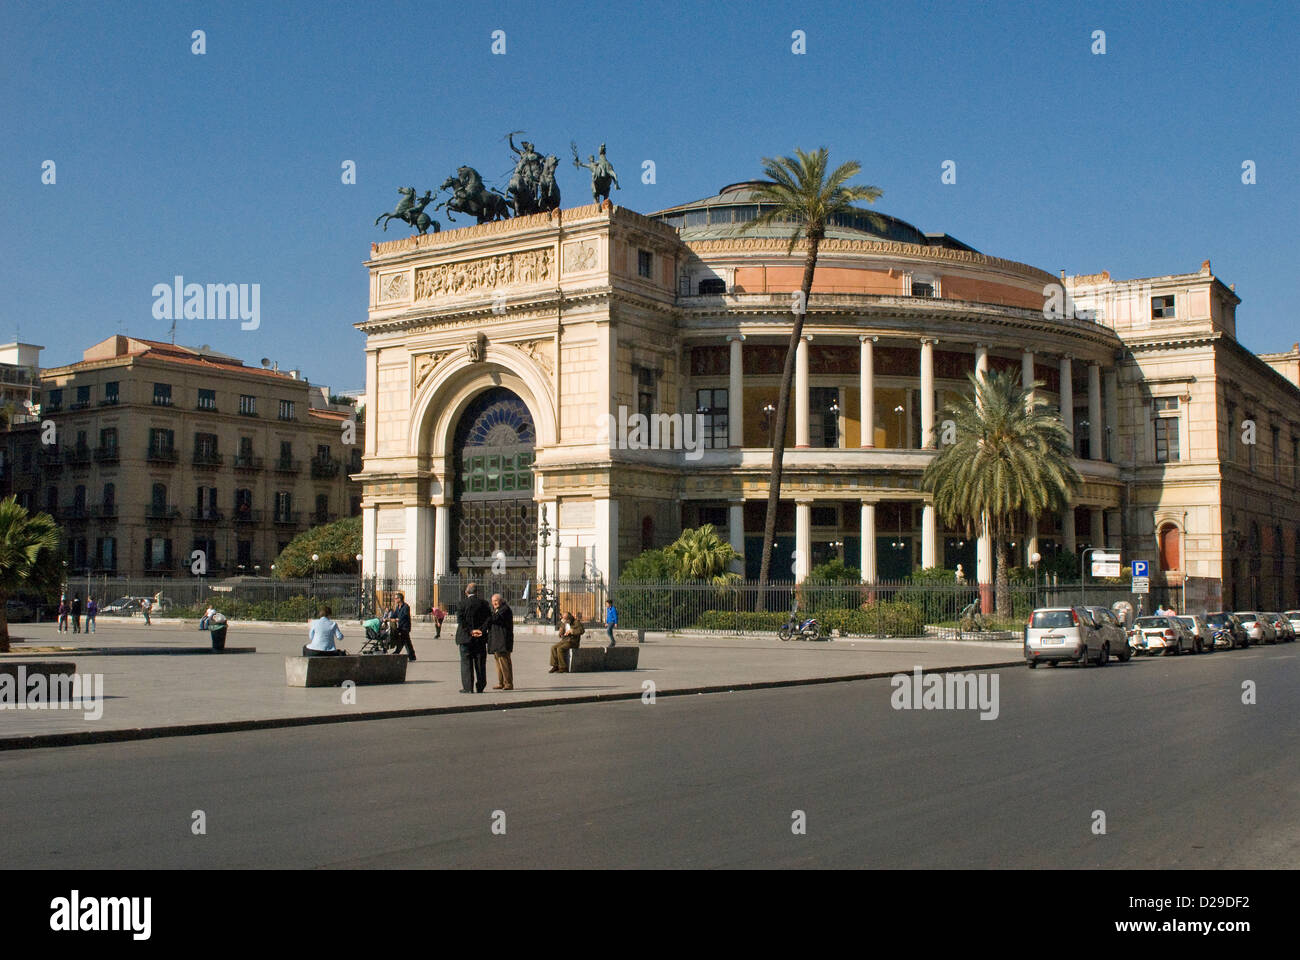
[[683, 235, 1059, 284]]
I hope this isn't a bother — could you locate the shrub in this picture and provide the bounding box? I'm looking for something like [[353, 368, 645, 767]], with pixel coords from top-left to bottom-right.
[[694, 610, 788, 632]]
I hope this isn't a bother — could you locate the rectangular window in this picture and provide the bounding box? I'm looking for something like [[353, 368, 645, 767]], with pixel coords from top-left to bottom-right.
[[278, 399, 295, 421], [637, 250, 653, 279], [239, 394, 257, 416], [696, 388, 730, 449], [809, 387, 840, 448], [73, 385, 91, 409], [636, 367, 655, 420], [197, 388, 216, 410], [1225, 402, 1237, 461], [103, 381, 119, 405], [46, 388, 63, 411], [1154, 415, 1180, 463], [316, 444, 331, 461], [195, 433, 219, 460], [153, 383, 172, 406], [99, 427, 117, 453], [1151, 295, 1176, 319], [911, 280, 935, 298], [275, 491, 291, 519], [149, 428, 175, 453], [279, 440, 292, 461], [239, 436, 253, 458]]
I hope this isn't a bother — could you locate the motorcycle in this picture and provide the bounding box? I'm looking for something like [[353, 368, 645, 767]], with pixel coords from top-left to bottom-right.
[[779, 613, 824, 641]]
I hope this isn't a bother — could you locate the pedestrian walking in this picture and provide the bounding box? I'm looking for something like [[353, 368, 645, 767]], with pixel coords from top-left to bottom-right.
[[141, 596, 152, 626], [488, 593, 515, 690], [432, 603, 446, 639], [454, 583, 491, 693], [85, 597, 97, 633], [389, 591, 416, 661], [604, 599, 618, 647], [57, 598, 69, 633], [71, 595, 82, 633]]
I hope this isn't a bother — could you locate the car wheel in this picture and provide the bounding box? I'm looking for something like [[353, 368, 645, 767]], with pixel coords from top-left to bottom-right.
[[1048, 660, 1058, 667], [1194, 636, 1204, 654], [1027, 660, 1037, 669]]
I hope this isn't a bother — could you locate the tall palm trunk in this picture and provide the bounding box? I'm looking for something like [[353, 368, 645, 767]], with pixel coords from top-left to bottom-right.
[[994, 516, 1009, 618], [0, 598, 10, 652], [757, 232, 822, 610]]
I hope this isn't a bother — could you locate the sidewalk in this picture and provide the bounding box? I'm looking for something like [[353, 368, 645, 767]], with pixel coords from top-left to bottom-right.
[[0, 620, 1024, 748]]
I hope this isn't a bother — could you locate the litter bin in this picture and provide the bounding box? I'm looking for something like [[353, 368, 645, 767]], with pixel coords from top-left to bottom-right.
[[209, 618, 228, 651]]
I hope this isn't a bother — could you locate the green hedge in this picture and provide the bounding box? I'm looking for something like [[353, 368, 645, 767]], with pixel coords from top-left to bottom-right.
[[693, 600, 925, 637], [169, 594, 319, 622], [694, 610, 788, 631]]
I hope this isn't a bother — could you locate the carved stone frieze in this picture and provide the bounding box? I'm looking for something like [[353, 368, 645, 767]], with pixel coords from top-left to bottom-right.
[[414, 248, 554, 300]]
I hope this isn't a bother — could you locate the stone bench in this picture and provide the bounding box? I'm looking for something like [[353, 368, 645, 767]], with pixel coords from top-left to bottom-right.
[[567, 645, 640, 672], [284, 654, 408, 688], [612, 628, 645, 645]]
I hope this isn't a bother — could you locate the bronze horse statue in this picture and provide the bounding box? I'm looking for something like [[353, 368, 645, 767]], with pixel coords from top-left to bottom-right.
[[437, 167, 512, 224], [375, 187, 440, 235]]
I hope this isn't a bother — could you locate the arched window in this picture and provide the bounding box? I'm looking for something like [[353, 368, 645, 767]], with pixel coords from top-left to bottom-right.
[[1158, 523, 1180, 572]]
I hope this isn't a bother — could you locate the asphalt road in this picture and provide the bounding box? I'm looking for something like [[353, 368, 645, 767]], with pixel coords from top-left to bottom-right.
[[2, 645, 1296, 869]]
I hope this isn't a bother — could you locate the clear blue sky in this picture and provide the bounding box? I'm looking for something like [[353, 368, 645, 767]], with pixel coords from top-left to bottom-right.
[[3, 0, 1297, 390]]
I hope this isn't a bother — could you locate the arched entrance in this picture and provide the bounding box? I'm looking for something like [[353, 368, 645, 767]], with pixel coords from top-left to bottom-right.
[[450, 386, 537, 577]]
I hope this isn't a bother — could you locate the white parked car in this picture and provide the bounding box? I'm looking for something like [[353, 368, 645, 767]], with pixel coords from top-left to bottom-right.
[[1131, 615, 1193, 655]]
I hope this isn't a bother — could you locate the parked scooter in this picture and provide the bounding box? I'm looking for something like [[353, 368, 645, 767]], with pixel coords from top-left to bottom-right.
[[779, 612, 824, 641]]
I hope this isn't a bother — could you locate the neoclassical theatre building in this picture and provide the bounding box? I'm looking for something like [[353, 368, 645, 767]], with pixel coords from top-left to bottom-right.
[[357, 182, 1300, 611]]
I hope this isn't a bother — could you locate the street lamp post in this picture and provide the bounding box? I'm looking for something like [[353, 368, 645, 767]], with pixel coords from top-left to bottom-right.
[[310, 553, 319, 610], [355, 553, 364, 618], [1030, 551, 1041, 610]]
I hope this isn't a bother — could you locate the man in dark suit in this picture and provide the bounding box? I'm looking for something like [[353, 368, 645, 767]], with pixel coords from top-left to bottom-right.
[[389, 591, 415, 660], [487, 593, 515, 690], [455, 583, 492, 693]]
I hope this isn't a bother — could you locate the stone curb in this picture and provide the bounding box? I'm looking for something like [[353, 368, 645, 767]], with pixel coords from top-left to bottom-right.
[[0, 660, 1026, 752], [0, 647, 258, 657]]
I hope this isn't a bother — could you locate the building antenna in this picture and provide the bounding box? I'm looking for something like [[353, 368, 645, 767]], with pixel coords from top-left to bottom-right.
[[169, 318, 177, 344]]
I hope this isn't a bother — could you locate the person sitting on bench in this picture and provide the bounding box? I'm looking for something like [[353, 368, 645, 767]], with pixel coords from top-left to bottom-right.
[[303, 605, 347, 657]]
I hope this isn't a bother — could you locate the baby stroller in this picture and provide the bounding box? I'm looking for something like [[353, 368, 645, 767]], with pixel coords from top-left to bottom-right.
[[359, 617, 398, 655]]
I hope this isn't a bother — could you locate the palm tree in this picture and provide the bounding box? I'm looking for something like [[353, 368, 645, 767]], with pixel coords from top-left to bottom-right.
[[0, 496, 62, 651], [921, 369, 1081, 617], [742, 148, 883, 601], [665, 525, 741, 584]]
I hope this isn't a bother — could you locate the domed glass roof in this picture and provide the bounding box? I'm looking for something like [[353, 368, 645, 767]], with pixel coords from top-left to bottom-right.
[[648, 181, 976, 252]]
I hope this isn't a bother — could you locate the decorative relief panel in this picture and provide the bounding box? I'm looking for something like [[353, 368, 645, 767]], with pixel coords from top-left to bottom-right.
[[379, 272, 410, 302], [562, 238, 599, 274], [413, 351, 452, 392], [414, 248, 554, 300], [516, 339, 555, 376]]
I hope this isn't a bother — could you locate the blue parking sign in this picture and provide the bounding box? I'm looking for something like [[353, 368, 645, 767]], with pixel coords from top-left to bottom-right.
[[1131, 560, 1148, 577]]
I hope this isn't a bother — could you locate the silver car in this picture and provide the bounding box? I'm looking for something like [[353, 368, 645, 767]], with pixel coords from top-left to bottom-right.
[[1025, 607, 1109, 668], [1132, 615, 1193, 655], [1085, 605, 1132, 662], [1263, 612, 1295, 642], [1234, 611, 1277, 644], [1175, 615, 1216, 654]]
